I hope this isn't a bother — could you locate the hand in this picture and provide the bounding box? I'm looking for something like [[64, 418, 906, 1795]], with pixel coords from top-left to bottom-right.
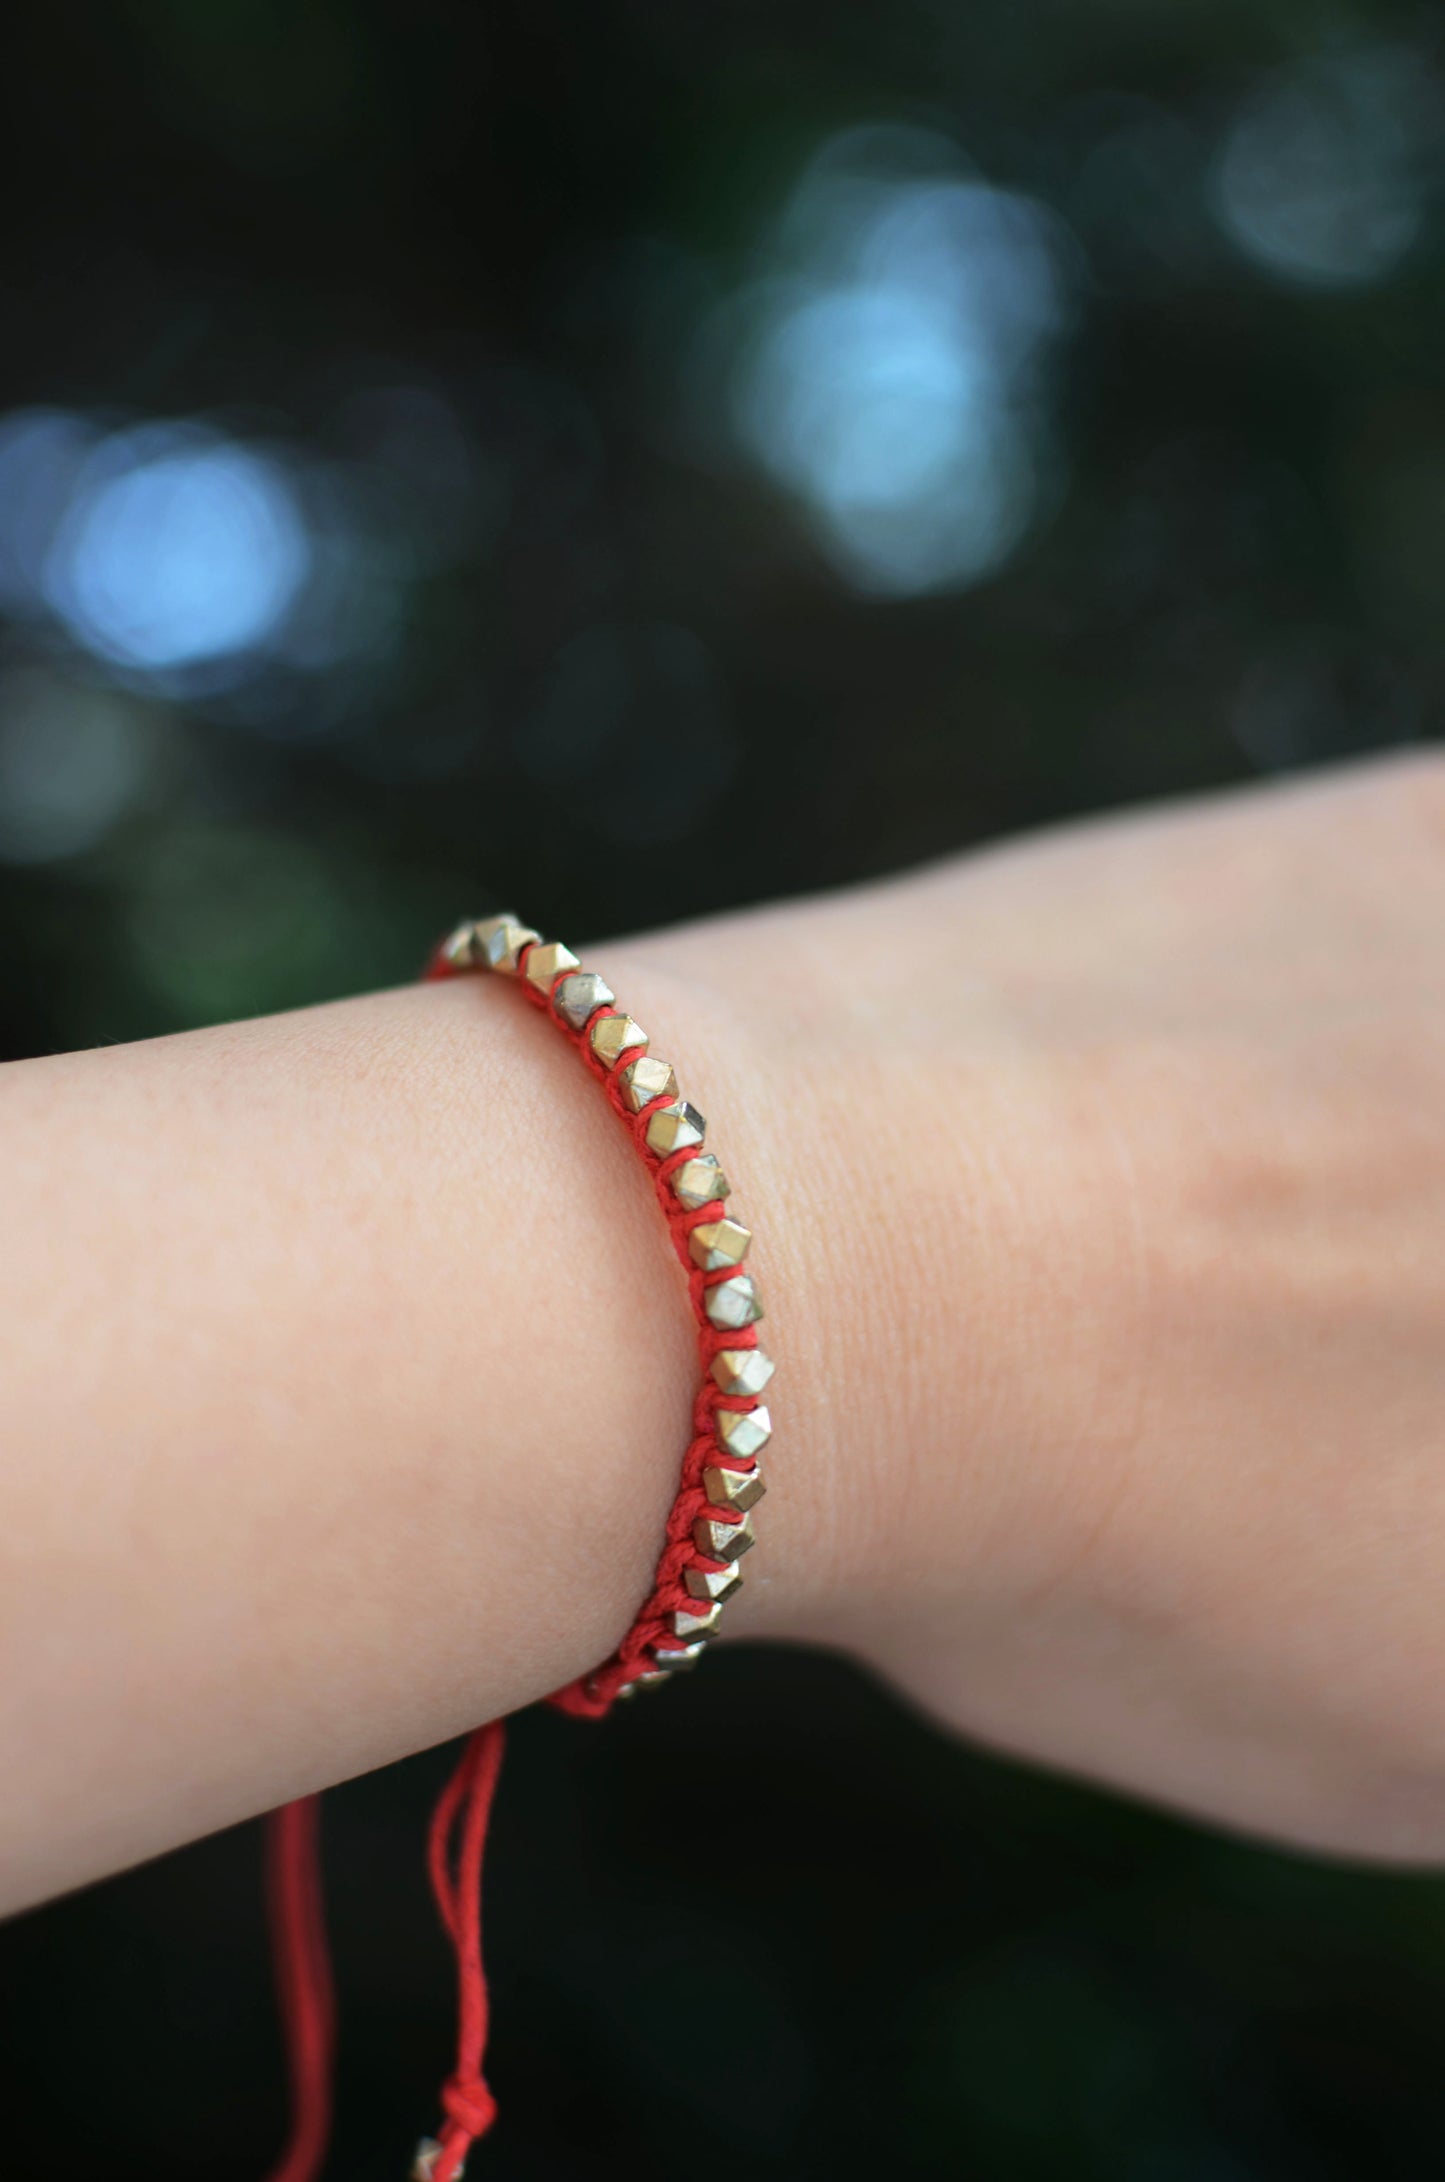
[[614, 752, 1445, 1862]]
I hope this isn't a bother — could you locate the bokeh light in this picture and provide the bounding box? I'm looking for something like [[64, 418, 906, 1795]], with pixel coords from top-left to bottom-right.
[[724, 126, 1072, 596], [0, 392, 497, 730], [0, 667, 158, 865], [121, 823, 354, 1023], [48, 427, 311, 676], [1212, 47, 1437, 289]]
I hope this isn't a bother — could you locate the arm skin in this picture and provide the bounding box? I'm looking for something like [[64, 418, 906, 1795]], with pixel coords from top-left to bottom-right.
[[4, 749, 1445, 1915]]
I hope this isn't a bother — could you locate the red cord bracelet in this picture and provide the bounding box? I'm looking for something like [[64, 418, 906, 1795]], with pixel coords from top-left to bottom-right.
[[263, 913, 774, 2182]]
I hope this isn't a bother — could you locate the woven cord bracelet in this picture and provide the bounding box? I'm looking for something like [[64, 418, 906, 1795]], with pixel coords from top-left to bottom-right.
[[262, 912, 774, 2182]]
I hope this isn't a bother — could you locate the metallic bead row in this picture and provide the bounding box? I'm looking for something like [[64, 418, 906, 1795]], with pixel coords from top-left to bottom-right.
[[436, 912, 773, 1703]]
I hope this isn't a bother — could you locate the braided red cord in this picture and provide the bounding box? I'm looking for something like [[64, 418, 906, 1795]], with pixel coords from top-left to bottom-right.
[[456, 942, 763, 1714], [263, 928, 765, 2179]]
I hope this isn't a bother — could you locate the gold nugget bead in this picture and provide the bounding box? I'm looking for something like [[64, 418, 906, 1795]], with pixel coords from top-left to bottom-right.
[[652, 1640, 707, 1672], [703, 1271, 763, 1330], [524, 940, 581, 995], [672, 1601, 725, 1644], [553, 971, 614, 1030], [688, 1217, 751, 1272], [685, 1561, 744, 1604], [703, 1461, 767, 1514], [672, 1153, 729, 1211], [478, 916, 541, 975], [645, 1099, 705, 1157], [716, 1403, 771, 1462], [693, 1510, 756, 1564], [620, 1053, 679, 1113], [590, 1012, 649, 1067], [711, 1346, 774, 1398]]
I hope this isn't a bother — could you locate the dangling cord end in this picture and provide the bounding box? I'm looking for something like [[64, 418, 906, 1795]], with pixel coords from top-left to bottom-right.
[[412, 1719, 508, 2181], [264, 1795, 337, 2182]]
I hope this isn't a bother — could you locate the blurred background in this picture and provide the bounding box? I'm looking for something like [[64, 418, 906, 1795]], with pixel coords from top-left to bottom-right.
[[2, 0, 1444, 2173]]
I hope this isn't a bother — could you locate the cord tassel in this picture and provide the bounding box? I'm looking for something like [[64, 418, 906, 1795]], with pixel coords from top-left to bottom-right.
[[264, 1796, 336, 2182]]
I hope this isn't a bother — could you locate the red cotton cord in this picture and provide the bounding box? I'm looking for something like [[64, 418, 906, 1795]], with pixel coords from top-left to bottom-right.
[[423, 1721, 508, 2181], [264, 1723, 505, 2182], [263, 1797, 336, 2182], [260, 920, 768, 2178]]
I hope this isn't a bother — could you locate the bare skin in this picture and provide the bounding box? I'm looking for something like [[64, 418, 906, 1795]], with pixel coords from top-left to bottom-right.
[[1, 750, 1443, 1914]]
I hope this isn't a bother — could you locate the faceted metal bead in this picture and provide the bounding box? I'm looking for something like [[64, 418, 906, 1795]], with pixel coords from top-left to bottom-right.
[[703, 1461, 767, 1514], [620, 1053, 679, 1113], [524, 940, 581, 995], [711, 1346, 774, 1399], [652, 1640, 707, 1672], [684, 1561, 744, 1604], [645, 1099, 705, 1157], [688, 1217, 751, 1272], [673, 1600, 725, 1644], [590, 1012, 649, 1067], [703, 1272, 764, 1330], [554, 971, 614, 1031], [473, 911, 518, 952], [671, 1153, 730, 1211], [478, 916, 541, 975], [617, 1668, 673, 1698], [716, 1403, 771, 1462], [411, 2141, 463, 2182], [438, 921, 481, 972], [693, 1510, 756, 1564]]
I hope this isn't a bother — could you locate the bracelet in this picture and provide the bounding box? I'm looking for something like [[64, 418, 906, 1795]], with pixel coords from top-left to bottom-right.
[[428, 911, 773, 1705], [263, 912, 775, 2182]]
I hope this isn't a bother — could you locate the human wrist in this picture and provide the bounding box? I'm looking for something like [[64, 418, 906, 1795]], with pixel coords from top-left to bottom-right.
[[599, 876, 1151, 1670]]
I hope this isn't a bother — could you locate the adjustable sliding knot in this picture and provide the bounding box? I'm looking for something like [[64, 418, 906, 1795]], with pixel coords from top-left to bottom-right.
[[442, 2073, 498, 2137]]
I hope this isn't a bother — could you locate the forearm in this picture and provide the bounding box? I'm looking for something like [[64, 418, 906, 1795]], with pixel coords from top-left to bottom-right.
[[11, 757, 1439, 1915], [0, 865, 1164, 1913], [0, 963, 813, 1911]]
